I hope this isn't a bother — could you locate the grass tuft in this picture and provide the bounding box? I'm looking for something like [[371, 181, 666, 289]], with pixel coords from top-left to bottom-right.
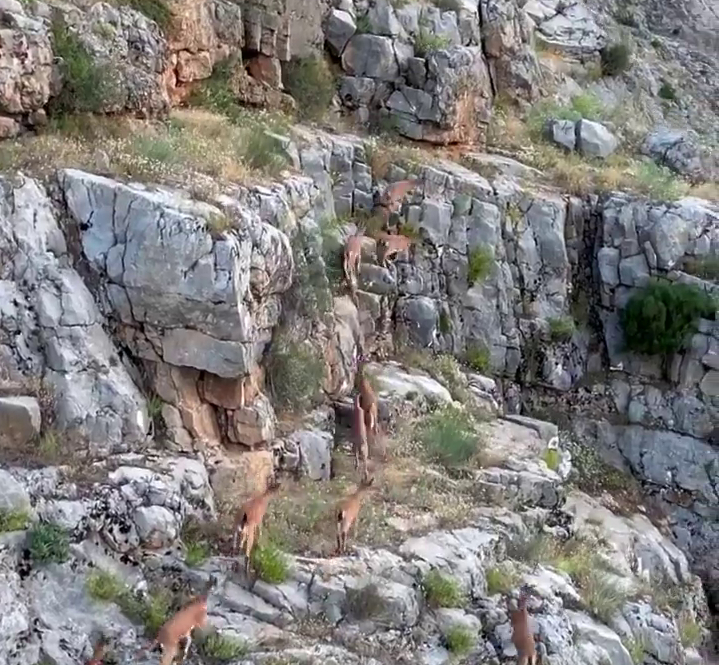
[[600, 42, 631, 76], [198, 630, 248, 661], [467, 246, 493, 284], [465, 343, 491, 373], [415, 404, 480, 468], [345, 583, 386, 620], [27, 521, 70, 564], [444, 625, 474, 654], [548, 315, 575, 342], [87, 569, 126, 601], [250, 539, 290, 584], [283, 56, 336, 122], [678, 615, 702, 648], [414, 28, 451, 58], [266, 336, 325, 413], [0, 508, 30, 533], [485, 564, 519, 596], [423, 570, 465, 608], [543, 448, 560, 472]]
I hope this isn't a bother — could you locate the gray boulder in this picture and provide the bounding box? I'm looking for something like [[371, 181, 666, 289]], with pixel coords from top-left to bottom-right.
[[0, 396, 40, 448], [324, 9, 356, 57], [545, 119, 577, 151], [342, 34, 399, 81], [576, 119, 618, 159], [642, 129, 718, 183]]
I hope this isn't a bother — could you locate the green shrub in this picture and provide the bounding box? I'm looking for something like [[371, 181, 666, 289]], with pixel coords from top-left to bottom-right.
[[355, 13, 372, 34], [467, 246, 494, 283], [199, 630, 248, 661], [250, 540, 289, 584], [416, 404, 479, 468], [414, 28, 451, 58], [239, 130, 290, 178], [283, 56, 336, 122], [444, 625, 474, 654], [548, 316, 575, 342], [678, 615, 703, 648], [141, 588, 173, 634], [633, 162, 687, 201], [685, 256, 719, 281], [621, 280, 716, 357], [119, 0, 171, 30], [581, 570, 628, 623], [465, 343, 491, 373], [600, 42, 631, 76], [87, 569, 125, 601], [623, 636, 646, 664], [0, 508, 30, 532], [27, 521, 70, 564], [658, 80, 678, 102], [423, 570, 464, 608], [49, 18, 117, 114], [485, 565, 519, 596], [267, 338, 325, 412], [185, 540, 210, 567]]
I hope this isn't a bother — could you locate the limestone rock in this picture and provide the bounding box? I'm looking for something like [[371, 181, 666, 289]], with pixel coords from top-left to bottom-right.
[[342, 34, 399, 81], [642, 129, 718, 183], [576, 119, 618, 159], [0, 396, 41, 448], [324, 9, 356, 57]]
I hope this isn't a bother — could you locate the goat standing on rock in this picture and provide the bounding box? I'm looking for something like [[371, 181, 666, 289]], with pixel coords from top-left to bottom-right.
[[336, 475, 376, 555]]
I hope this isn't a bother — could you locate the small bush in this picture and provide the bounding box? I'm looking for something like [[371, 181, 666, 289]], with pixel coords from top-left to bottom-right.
[[624, 636, 646, 664], [600, 42, 631, 76], [678, 615, 703, 648], [199, 630, 248, 661], [467, 246, 494, 283], [50, 18, 117, 114], [465, 343, 491, 373], [87, 569, 125, 601], [634, 162, 687, 201], [27, 521, 70, 564], [239, 130, 290, 178], [185, 539, 210, 567], [267, 338, 325, 413], [355, 13, 372, 34], [345, 583, 386, 620], [416, 404, 479, 468], [250, 540, 289, 584], [424, 570, 464, 608], [581, 571, 628, 623], [120, 0, 172, 31], [283, 56, 336, 122], [444, 625, 474, 654], [485, 565, 519, 596], [414, 28, 451, 58], [141, 588, 173, 634], [658, 80, 678, 102], [685, 256, 719, 281], [548, 315, 575, 342], [0, 508, 30, 532], [621, 280, 716, 357]]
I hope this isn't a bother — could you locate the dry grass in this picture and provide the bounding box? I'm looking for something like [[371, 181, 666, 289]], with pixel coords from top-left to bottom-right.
[[0, 109, 292, 196]]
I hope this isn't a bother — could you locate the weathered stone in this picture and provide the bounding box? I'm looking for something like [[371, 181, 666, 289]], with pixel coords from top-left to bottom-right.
[[0, 469, 31, 514], [576, 119, 618, 159], [289, 429, 333, 481], [324, 9, 356, 57], [229, 393, 276, 447], [618, 254, 650, 286], [342, 34, 399, 81], [642, 129, 718, 183], [545, 119, 576, 151], [209, 452, 275, 505], [700, 370, 719, 397], [247, 55, 283, 89], [0, 396, 41, 448]]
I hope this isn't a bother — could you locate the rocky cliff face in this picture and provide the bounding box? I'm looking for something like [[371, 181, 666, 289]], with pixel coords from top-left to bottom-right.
[[1, 0, 718, 664]]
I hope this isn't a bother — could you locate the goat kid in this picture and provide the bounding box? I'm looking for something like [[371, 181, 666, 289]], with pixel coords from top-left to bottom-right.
[[355, 358, 378, 435], [375, 232, 413, 268], [343, 231, 364, 295], [145, 595, 209, 665], [232, 479, 281, 574], [510, 588, 538, 665], [375, 180, 414, 224], [336, 475, 375, 555], [352, 394, 370, 477]]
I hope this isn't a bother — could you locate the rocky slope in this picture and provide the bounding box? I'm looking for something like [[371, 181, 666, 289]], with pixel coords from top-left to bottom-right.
[[1, 0, 718, 664]]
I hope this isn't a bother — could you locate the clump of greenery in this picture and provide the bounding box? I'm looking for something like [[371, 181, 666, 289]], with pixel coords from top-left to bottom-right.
[[526, 93, 605, 139], [355, 13, 372, 34], [423, 570, 464, 608], [416, 404, 480, 468], [548, 315, 575, 342], [198, 630, 248, 661], [563, 436, 637, 498], [49, 18, 117, 114], [345, 583, 386, 620], [621, 280, 716, 357], [250, 540, 289, 584], [0, 508, 30, 533], [623, 636, 646, 664], [581, 571, 628, 624], [267, 337, 325, 412], [658, 80, 678, 102], [678, 615, 703, 648], [444, 625, 475, 654], [185, 539, 210, 567], [684, 256, 719, 281], [600, 42, 631, 76], [87, 569, 126, 601], [467, 246, 494, 283], [27, 521, 70, 564], [120, 0, 172, 30], [239, 130, 290, 178], [283, 56, 336, 122], [543, 447, 560, 472], [633, 162, 686, 200], [414, 27, 451, 58], [485, 565, 519, 596], [465, 343, 491, 373]]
